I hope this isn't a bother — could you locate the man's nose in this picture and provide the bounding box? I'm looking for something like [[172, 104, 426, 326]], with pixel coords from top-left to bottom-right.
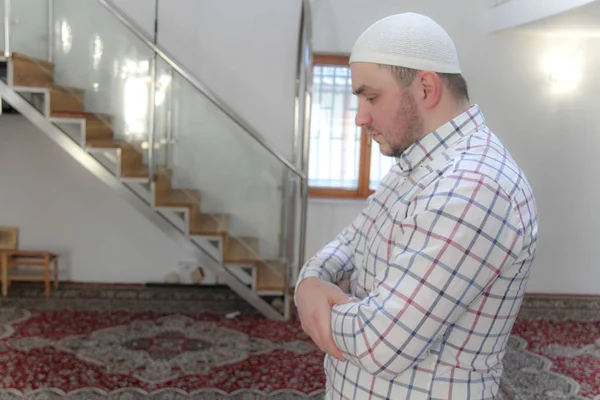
[[355, 105, 372, 127]]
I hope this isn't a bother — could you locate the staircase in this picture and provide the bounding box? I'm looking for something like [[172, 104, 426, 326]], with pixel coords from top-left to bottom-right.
[[0, 0, 312, 320]]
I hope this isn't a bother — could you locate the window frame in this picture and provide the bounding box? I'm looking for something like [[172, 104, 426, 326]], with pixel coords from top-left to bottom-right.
[[308, 54, 375, 200]]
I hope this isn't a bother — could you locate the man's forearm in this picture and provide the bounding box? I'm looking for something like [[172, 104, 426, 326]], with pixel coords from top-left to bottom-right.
[[294, 236, 357, 306], [295, 207, 370, 304], [298, 239, 355, 281]]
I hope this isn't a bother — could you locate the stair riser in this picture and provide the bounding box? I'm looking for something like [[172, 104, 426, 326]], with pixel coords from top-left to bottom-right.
[[189, 204, 200, 225], [86, 122, 113, 141], [120, 147, 143, 170], [255, 262, 286, 293], [190, 214, 230, 237], [119, 146, 149, 178], [155, 172, 172, 198], [224, 236, 261, 264], [11, 57, 55, 88], [50, 90, 85, 113]]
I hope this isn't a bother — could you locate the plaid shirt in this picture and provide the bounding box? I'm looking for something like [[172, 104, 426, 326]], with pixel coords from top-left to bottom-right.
[[296, 105, 538, 399]]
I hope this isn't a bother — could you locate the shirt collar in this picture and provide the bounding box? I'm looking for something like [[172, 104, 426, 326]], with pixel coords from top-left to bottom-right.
[[398, 104, 486, 173]]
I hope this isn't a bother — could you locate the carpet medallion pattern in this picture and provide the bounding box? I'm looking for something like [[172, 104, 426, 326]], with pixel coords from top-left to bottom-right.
[[8, 314, 317, 385], [0, 285, 598, 399]]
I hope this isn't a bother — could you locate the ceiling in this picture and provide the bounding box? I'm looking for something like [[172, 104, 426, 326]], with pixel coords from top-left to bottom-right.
[[514, 0, 600, 38]]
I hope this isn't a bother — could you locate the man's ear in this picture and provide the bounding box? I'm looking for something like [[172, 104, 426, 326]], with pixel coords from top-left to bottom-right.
[[416, 71, 442, 110]]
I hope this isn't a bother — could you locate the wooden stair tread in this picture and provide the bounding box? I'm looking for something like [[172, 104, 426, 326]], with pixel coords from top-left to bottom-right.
[[86, 139, 125, 148], [5, 52, 55, 71], [224, 237, 260, 263], [86, 140, 141, 153], [156, 189, 200, 207], [50, 85, 86, 95], [190, 213, 229, 236], [255, 261, 285, 292], [51, 111, 113, 122]]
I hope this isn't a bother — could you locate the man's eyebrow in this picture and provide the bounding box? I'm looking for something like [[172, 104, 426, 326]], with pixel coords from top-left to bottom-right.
[[352, 85, 373, 96]]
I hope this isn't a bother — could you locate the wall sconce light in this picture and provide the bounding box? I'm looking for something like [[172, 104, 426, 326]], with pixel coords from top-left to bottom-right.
[[543, 45, 583, 94]]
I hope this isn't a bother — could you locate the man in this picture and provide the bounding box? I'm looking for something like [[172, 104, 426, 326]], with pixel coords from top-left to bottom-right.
[[295, 12, 538, 400]]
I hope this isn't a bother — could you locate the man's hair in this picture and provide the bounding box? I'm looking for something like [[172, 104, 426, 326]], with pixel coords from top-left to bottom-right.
[[381, 65, 470, 102]]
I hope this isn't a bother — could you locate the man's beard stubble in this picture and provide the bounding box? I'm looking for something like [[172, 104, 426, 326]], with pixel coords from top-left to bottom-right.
[[367, 92, 424, 158]]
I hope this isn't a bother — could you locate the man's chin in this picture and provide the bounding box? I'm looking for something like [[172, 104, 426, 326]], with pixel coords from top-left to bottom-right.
[[375, 141, 401, 158], [378, 146, 395, 158]]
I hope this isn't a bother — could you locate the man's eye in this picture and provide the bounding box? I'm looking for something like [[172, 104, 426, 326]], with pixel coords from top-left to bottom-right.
[[367, 97, 375, 103]]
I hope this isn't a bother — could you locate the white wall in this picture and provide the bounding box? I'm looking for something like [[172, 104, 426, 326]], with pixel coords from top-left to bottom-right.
[[0, 114, 217, 284]]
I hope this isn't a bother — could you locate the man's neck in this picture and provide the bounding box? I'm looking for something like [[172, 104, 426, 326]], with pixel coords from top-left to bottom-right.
[[423, 101, 471, 136]]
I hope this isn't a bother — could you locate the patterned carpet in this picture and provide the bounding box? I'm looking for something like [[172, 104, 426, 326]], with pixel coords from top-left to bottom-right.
[[0, 284, 598, 399], [502, 296, 600, 400]]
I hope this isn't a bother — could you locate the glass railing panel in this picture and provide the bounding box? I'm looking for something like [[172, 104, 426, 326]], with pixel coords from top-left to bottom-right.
[[159, 65, 290, 291], [1, 0, 50, 60], [152, 56, 174, 169], [2, 0, 157, 182], [50, 0, 155, 156], [492, 0, 513, 7]]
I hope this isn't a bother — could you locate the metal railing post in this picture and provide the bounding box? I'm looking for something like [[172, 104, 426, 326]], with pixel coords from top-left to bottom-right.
[[148, 54, 157, 184], [298, 0, 313, 273], [284, 0, 313, 320], [146, 0, 159, 184], [47, 0, 54, 61], [4, 0, 11, 57]]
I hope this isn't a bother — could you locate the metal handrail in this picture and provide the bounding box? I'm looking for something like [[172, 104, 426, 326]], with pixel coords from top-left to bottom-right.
[[96, 0, 307, 181]]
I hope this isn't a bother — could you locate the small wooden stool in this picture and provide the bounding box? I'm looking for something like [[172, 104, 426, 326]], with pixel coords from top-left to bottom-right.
[[1, 250, 59, 297]]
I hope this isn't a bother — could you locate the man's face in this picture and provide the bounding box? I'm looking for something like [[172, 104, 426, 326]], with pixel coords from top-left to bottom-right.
[[351, 63, 425, 158]]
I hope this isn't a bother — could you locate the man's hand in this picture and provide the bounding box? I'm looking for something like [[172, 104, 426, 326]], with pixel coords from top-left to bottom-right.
[[336, 279, 351, 294], [296, 277, 355, 361]]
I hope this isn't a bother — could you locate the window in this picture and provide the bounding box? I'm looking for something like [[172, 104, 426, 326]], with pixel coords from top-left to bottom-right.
[[308, 54, 396, 199]]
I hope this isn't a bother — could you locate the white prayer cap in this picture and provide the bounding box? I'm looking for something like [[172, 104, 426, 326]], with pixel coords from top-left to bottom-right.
[[350, 13, 462, 74]]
